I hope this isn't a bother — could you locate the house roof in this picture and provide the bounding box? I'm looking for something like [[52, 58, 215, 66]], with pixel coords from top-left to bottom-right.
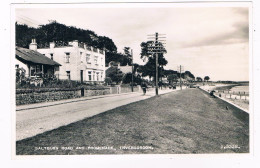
[[119, 65, 132, 74], [105, 65, 132, 74], [16, 47, 61, 66]]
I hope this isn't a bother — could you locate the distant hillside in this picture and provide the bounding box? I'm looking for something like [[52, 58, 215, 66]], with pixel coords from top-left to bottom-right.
[[16, 21, 132, 66]]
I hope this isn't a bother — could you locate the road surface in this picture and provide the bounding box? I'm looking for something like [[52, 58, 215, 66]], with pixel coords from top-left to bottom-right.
[[16, 88, 175, 141]]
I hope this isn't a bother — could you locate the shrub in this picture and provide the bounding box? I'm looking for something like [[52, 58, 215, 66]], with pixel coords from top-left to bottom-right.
[[105, 77, 112, 85]]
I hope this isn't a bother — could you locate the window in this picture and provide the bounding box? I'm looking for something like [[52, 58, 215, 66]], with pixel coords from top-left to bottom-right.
[[87, 46, 91, 51], [96, 72, 99, 81], [65, 53, 70, 63], [80, 52, 83, 63], [30, 65, 41, 76], [36, 65, 41, 73], [50, 53, 54, 60], [15, 64, 19, 69], [93, 71, 96, 81], [88, 71, 92, 81], [30, 66, 35, 76], [66, 71, 71, 80], [86, 54, 91, 63], [94, 56, 98, 65]]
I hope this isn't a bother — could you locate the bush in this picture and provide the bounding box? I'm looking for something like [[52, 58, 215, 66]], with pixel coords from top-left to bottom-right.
[[105, 77, 112, 85]]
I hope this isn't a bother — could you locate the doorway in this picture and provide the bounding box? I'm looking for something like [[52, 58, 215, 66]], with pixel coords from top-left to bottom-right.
[[80, 70, 83, 83]]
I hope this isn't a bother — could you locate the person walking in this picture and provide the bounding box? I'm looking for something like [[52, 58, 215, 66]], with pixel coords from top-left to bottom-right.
[[141, 82, 147, 95]]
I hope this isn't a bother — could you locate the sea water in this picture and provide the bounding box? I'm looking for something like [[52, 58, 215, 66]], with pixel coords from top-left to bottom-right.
[[230, 85, 249, 93]]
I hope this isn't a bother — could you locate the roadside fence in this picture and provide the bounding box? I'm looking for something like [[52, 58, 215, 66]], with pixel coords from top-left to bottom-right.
[[214, 90, 249, 100]]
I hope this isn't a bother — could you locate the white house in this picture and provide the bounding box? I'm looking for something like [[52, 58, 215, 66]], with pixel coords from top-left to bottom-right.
[[33, 39, 106, 83], [15, 46, 61, 77]]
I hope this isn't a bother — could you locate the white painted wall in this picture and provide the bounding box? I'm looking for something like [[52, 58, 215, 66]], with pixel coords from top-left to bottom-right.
[[37, 42, 106, 82], [15, 58, 29, 77]]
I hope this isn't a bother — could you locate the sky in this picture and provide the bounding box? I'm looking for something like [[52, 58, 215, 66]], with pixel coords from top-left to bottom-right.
[[15, 4, 250, 81]]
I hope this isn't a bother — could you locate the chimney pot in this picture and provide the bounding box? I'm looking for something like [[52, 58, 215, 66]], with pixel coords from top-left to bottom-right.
[[29, 39, 37, 51]]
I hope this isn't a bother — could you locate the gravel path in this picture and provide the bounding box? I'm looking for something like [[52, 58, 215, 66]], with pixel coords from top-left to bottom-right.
[[16, 88, 249, 155]]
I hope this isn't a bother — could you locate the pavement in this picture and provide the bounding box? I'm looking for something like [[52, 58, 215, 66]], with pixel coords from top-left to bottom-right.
[[16, 87, 180, 141]]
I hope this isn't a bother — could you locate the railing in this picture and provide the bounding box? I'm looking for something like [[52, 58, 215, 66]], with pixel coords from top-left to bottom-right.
[[214, 90, 249, 100]]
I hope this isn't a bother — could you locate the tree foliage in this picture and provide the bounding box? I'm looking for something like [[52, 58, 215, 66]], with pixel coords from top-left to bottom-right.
[[122, 73, 142, 85], [139, 41, 168, 79], [167, 74, 178, 84], [204, 76, 210, 82], [196, 77, 203, 82], [15, 21, 117, 52], [105, 52, 131, 67], [105, 67, 124, 84]]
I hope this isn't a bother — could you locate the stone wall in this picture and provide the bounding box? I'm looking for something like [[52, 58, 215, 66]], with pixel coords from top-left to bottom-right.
[[16, 86, 141, 105], [84, 89, 111, 97], [16, 90, 81, 105]]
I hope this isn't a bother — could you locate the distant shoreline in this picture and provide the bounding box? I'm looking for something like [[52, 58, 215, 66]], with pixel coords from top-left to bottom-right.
[[200, 83, 249, 111], [214, 84, 239, 91]]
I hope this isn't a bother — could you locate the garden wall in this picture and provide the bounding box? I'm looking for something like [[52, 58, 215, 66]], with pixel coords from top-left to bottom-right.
[[16, 90, 82, 105], [16, 86, 141, 105]]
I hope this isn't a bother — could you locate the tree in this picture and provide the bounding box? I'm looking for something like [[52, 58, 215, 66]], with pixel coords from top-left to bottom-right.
[[105, 51, 132, 66], [167, 74, 178, 84], [183, 71, 195, 82], [16, 22, 117, 52], [163, 69, 178, 77], [123, 47, 133, 65], [139, 41, 168, 80], [196, 77, 203, 82], [16, 67, 26, 84], [122, 72, 142, 85], [105, 67, 124, 84], [204, 76, 210, 82], [104, 77, 112, 85]]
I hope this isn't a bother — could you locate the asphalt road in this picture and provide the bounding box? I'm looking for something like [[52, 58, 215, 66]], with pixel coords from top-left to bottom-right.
[[16, 88, 249, 155], [16, 88, 175, 141]]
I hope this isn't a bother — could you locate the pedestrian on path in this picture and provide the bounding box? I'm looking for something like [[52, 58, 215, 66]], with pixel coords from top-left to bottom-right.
[[141, 82, 147, 95]]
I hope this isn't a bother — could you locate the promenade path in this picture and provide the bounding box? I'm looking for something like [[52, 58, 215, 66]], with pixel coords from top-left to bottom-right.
[[16, 88, 176, 141], [16, 88, 249, 154]]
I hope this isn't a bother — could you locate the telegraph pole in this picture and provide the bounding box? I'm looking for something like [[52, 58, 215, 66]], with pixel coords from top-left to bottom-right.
[[155, 33, 159, 95], [147, 32, 166, 96], [178, 65, 184, 90], [131, 49, 134, 92]]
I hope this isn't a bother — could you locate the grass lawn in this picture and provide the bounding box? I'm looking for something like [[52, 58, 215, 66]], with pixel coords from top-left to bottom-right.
[[16, 89, 249, 155]]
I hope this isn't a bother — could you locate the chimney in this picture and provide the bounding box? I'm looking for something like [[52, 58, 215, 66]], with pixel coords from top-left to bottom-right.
[[50, 42, 55, 49], [72, 40, 79, 48], [29, 39, 37, 51]]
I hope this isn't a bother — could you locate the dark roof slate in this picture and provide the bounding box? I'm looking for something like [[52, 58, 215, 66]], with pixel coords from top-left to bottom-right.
[[16, 47, 61, 66]]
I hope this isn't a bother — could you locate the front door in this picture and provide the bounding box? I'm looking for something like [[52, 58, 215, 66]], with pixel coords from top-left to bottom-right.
[[80, 70, 83, 83]]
